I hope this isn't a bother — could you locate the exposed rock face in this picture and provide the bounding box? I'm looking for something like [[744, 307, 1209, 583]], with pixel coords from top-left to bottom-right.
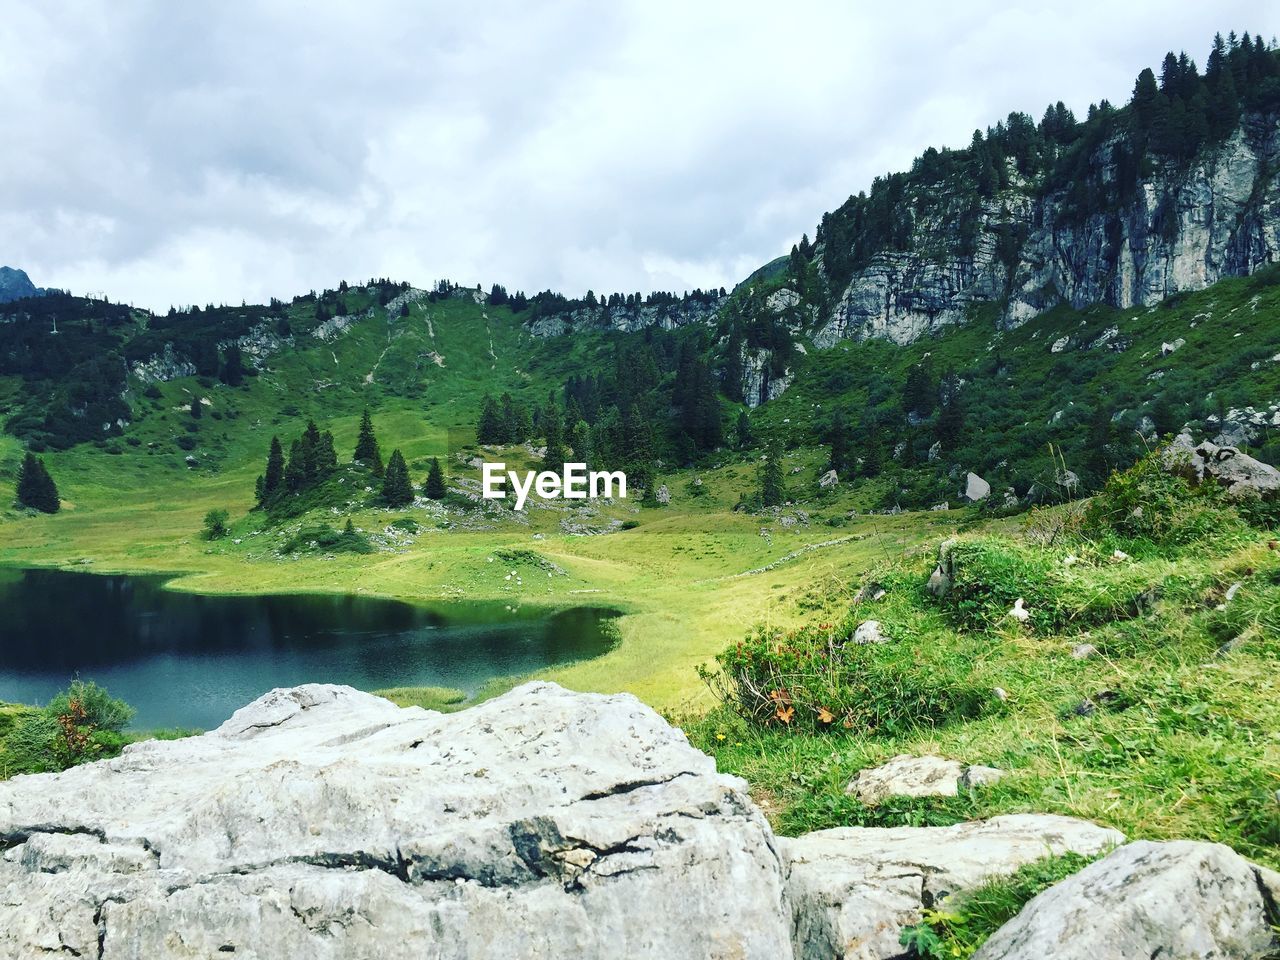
[[844, 754, 1005, 805], [526, 297, 724, 338], [974, 840, 1280, 960], [783, 815, 1124, 960], [0, 683, 790, 959], [1165, 435, 1280, 499], [815, 119, 1280, 346], [742, 345, 793, 408], [130, 342, 197, 383], [0, 266, 44, 303]]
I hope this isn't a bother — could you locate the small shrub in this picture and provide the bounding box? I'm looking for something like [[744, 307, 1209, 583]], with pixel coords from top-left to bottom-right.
[[3, 681, 134, 775], [282, 522, 373, 554], [1082, 450, 1250, 549], [202, 508, 230, 540], [703, 617, 988, 735]]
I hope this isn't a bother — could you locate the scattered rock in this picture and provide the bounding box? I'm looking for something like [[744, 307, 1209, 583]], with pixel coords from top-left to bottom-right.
[[974, 840, 1280, 960], [655, 484, 671, 505], [785, 815, 1123, 960], [993, 687, 1009, 702], [926, 538, 959, 599], [931, 501, 950, 511], [818, 469, 839, 489], [1160, 337, 1186, 356], [1009, 598, 1031, 623], [1071, 643, 1099, 660], [845, 755, 1006, 805], [1164, 435, 1280, 500], [0, 683, 791, 959], [928, 440, 942, 462], [958, 765, 1007, 790], [852, 620, 885, 645], [965, 472, 991, 501]]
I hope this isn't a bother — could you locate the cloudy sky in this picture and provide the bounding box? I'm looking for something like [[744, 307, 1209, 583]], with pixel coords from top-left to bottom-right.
[[3, 2, 1275, 310]]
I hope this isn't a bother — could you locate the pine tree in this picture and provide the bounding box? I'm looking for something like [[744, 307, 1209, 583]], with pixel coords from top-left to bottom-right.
[[353, 409, 383, 477], [15, 452, 60, 513], [318, 431, 338, 472], [542, 393, 566, 468], [721, 329, 745, 403], [569, 420, 593, 468], [736, 410, 754, 449], [759, 445, 785, 508], [382, 449, 414, 507], [285, 439, 306, 493], [476, 395, 503, 444], [259, 436, 285, 504], [189, 397, 202, 419], [301, 420, 323, 480], [423, 457, 447, 500], [220, 344, 245, 386]]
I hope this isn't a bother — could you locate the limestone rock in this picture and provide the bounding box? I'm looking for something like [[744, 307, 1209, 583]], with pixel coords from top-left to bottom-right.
[[655, 483, 671, 505], [1164, 435, 1280, 500], [965, 472, 991, 501], [844, 754, 1006, 805], [0, 683, 791, 959], [819, 469, 839, 489], [974, 840, 1280, 960], [784, 814, 1124, 960], [852, 620, 885, 645]]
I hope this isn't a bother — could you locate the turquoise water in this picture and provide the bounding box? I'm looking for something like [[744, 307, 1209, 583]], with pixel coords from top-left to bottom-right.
[[0, 567, 617, 730]]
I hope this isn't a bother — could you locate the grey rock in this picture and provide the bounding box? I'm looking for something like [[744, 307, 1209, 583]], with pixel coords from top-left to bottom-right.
[[0, 265, 45, 303], [1164, 436, 1280, 500], [0, 683, 791, 959], [655, 484, 671, 505], [845, 754, 1006, 805], [852, 620, 885, 645], [974, 840, 1280, 960], [1071, 643, 1099, 659], [819, 469, 839, 489], [928, 441, 943, 462], [965, 472, 991, 501], [784, 814, 1123, 960]]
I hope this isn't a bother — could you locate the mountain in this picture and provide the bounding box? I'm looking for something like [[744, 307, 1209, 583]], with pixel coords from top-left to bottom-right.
[[1, 32, 1278, 511], [0, 267, 45, 304]]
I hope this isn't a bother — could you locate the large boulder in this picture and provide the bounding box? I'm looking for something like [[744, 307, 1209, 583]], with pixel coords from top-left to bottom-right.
[[0, 683, 791, 959], [783, 814, 1123, 960], [964, 472, 991, 501], [1164, 434, 1280, 500], [975, 840, 1280, 959]]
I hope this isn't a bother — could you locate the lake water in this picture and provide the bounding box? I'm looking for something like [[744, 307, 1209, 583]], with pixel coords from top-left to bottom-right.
[[0, 567, 618, 730]]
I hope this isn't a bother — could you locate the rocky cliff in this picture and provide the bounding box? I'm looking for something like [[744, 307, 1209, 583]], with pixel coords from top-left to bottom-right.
[[815, 115, 1280, 347], [2, 683, 1277, 959], [0, 266, 45, 304]]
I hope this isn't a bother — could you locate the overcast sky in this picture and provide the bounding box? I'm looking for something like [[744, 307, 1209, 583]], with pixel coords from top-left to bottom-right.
[[3, 2, 1275, 311]]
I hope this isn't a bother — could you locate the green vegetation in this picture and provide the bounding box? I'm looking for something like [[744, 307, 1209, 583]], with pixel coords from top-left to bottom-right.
[[899, 852, 1099, 958], [372, 686, 469, 712], [14, 452, 59, 513], [688, 457, 1280, 890], [0, 680, 134, 776]]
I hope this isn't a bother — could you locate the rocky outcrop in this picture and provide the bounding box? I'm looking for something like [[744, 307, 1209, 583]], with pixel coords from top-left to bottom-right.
[[974, 840, 1280, 960], [815, 117, 1280, 346], [0, 683, 790, 959], [526, 297, 724, 337], [130, 342, 197, 383], [1164, 434, 1280, 499], [784, 815, 1124, 960], [0, 265, 45, 303]]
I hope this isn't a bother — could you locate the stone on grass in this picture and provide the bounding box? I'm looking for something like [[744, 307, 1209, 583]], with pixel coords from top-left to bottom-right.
[[852, 620, 885, 645], [1164, 435, 1280, 500], [0, 683, 791, 960], [1071, 643, 1098, 659], [964, 472, 991, 501], [784, 814, 1123, 960], [819, 469, 839, 489], [974, 840, 1280, 960], [845, 754, 1006, 805]]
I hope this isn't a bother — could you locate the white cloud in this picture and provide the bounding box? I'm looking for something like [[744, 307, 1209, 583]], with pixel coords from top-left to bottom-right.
[[2, 0, 1274, 309]]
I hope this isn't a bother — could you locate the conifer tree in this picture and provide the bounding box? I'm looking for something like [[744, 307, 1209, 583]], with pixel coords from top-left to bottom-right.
[[542, 393, 566, 468], [568, 420, 593, 469], [189, 397, 202, 419], [318, 431, 338, 473], [301, 420, 323, 480], [476, 395, 503, 444], [220, 345, 245, 386], [736, 410, 754, 449], [759, 444, 785, 508], [353, 409, 383, 477], [382, 449, 414, 507], [285, 439, 306, 493], [15, 452, 60, 513], [259, 436, 285, 505], [423, 456, 447, 500]]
